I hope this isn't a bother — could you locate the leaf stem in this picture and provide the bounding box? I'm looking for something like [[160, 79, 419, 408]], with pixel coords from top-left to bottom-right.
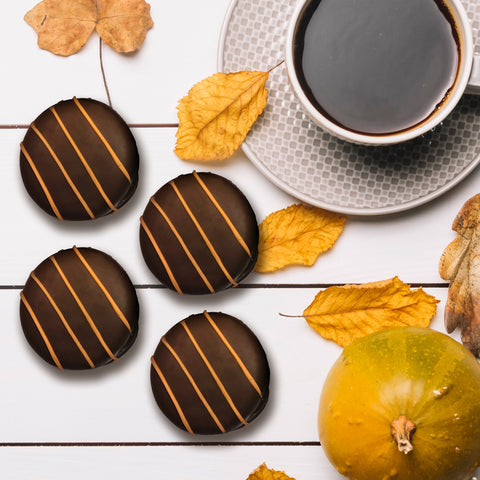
[[279, 313, 303, 318], [268, 59, 285, 73], [99, 38, 112, 108]]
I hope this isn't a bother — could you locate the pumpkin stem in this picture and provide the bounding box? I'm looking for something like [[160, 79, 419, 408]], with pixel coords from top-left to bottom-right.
[[391, 415, 416, 454]]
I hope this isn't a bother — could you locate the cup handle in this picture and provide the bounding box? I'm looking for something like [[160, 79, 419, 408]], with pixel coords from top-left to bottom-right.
[[466, 51, 480, 94]]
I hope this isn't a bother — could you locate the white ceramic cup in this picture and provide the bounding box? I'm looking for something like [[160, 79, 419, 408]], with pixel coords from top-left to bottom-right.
[[285, 0, 480, 146]]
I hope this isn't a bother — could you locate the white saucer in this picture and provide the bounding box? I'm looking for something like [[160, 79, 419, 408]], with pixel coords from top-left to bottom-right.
[[218, 0, 480, 215]]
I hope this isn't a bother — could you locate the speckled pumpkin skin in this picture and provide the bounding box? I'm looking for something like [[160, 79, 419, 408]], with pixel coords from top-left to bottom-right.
[[318, 327, 480, 480]]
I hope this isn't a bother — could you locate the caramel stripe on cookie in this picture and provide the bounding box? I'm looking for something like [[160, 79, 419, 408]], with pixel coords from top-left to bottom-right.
[[181, 321, 248, 427], [73, 97, 131, 182], [49, 107, 118, 213], [30, 272, 95, 368], [169, 180, 238, 287], [20, 143, 63, 219], [192, 171, 251, 256], [150, 196, 215, 293], [162, 337, 226, 433], [20, 292, 63, 369], [140, 216, 182, 293], [73, 246, 131, 332], [49, 256, 118, 362], [150, 356, 194, 434], [203, 311, 262, 396], [31, 122, 95, 219]]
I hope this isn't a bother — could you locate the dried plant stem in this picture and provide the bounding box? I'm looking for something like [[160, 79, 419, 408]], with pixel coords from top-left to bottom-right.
[[99, 38, 113, 108], [391, 415, 416, 454], [268, 59, 285, 73]]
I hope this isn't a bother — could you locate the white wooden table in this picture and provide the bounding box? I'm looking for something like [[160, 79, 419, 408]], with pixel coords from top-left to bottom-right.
[[1, 1, 479, 479]]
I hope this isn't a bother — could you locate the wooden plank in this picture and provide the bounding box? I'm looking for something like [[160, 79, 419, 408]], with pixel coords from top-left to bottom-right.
[[0, 445, 345, 480], [1, 287, 453, 443], [1, 127, 479, 285], [0, 0, 231, 125]]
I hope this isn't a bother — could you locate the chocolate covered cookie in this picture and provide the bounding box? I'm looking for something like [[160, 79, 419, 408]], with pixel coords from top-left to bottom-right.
[[150, 311, 270, 434], [20, 97, 139, 220], [20, 247, 139, 370], [139, 171, 258, 294]]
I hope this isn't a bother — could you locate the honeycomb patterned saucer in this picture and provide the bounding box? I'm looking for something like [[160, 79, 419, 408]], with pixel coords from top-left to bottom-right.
[[218, 0, 480, 215]]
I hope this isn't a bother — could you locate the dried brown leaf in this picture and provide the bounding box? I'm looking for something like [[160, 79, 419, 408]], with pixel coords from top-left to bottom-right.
[[25, 0, 153, 56], [439, 193, 480, 356], [96, 0, 154, 52]]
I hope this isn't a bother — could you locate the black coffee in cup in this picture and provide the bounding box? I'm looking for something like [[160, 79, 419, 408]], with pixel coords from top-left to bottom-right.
[[292, 0, 460, 136]]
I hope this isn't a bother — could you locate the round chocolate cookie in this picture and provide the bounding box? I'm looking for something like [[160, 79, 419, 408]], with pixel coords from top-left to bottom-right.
[[150, 311, 270, 434], [20, 97, 139, 220], [20, 247, 139, 370], [139, 171, 259, 294]]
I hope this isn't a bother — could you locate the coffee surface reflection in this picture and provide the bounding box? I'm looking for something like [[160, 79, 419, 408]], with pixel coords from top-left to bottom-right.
[[293, 0, 460, 135]]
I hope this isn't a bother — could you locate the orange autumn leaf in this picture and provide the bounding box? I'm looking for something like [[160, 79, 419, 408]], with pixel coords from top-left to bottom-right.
[[175, 70, 269, 161], [255, 204, 346, 273], [303, 277, 439, 347], [246, 463, 296, 480], [25, 0, 154, 56]]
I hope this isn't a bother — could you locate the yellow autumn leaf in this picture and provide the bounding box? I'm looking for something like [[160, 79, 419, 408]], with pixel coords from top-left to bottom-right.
[[175, 70, 269, 161], [24, 0, 153, 56], [303, 277, 439, 347], [255, 204, 346, 273], [246, 463, 296, 480]]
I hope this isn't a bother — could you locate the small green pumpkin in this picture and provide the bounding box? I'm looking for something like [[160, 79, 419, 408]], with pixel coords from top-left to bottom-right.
[[318, 327, 480, 480]]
